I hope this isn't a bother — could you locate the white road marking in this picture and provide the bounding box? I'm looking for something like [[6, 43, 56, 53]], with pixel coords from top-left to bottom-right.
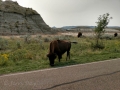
[[0, 58, 119, 77]]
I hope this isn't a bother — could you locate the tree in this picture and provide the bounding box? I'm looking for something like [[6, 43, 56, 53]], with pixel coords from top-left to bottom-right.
[[93, 13, 112, 49]]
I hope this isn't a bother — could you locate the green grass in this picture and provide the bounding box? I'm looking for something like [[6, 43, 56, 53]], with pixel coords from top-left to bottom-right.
[[0, 35, 120, 75]]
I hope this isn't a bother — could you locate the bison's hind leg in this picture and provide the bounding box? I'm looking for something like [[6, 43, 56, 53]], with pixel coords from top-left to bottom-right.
[[66, 51, 70, 61]]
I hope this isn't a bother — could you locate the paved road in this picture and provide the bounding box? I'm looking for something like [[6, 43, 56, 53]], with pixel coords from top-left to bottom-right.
[[0, 59, 120, 90]]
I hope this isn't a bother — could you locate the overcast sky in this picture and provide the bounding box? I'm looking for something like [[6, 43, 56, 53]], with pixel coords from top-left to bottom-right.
[[3, 0, 120, 27]]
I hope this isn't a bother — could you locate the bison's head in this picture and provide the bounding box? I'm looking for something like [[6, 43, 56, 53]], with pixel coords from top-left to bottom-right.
[[77, 32, 82, 38], [47, 53, 57, 66]]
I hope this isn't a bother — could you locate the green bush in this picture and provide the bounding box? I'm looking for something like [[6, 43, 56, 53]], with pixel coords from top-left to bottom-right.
[[100, 35, 113, 40], [24, 34, 31, 43], [16, 41, 22, 49], [0, 38, 8, 50], [9, 49, 27, 62], [44, 38, 50, 42], [91, 41, 105, 49], [0, 54, 9, 66]]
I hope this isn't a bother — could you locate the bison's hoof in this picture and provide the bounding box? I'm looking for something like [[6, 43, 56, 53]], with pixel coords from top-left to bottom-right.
[[50, 64, 54, 67]]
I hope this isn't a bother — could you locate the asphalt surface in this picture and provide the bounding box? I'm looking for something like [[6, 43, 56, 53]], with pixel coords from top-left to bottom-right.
[[0, 59, 120, 90]]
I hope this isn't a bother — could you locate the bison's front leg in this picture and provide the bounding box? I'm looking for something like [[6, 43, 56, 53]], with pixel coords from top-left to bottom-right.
[[66, 51, 70, 61], [58, 55, 62, 62]]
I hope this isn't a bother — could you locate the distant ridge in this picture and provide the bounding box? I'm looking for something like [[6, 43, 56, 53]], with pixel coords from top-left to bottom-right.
[[61, 26, 120, 30]]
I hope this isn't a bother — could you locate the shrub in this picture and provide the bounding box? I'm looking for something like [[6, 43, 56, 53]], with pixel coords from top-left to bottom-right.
[[40, 40, 44, 49], [9, 49, 27, 62], [44, 38, 50, 42], [25, 51, 35, 60], [93, 13, 112, 49], [0, 38, 8, 50], [35, 35, 42, 39], [100, 35, 113, 40], [16, 41, 22, 49], [0, 54, 9, 66], [24, 34, 31, 43], [91, 41, 105, 49], [9, 49, 36, 62]]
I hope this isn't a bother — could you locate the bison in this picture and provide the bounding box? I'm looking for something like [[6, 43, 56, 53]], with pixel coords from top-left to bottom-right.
[[77, 32, 82, 38], [47, 40, 71, 66], [114, 32, 118, 37]]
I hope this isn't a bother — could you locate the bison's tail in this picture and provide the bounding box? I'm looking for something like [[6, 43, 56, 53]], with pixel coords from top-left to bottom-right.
[[71, 41, 78, 44]]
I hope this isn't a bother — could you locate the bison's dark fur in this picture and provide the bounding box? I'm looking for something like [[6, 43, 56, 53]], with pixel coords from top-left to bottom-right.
[[77, 32, 82, 38], [47, 40, 71, 66], [114, 32, 118, 37]]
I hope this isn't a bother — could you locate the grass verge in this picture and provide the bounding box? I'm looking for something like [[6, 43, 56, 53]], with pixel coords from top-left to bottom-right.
[[0, 35, 120, 75]]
